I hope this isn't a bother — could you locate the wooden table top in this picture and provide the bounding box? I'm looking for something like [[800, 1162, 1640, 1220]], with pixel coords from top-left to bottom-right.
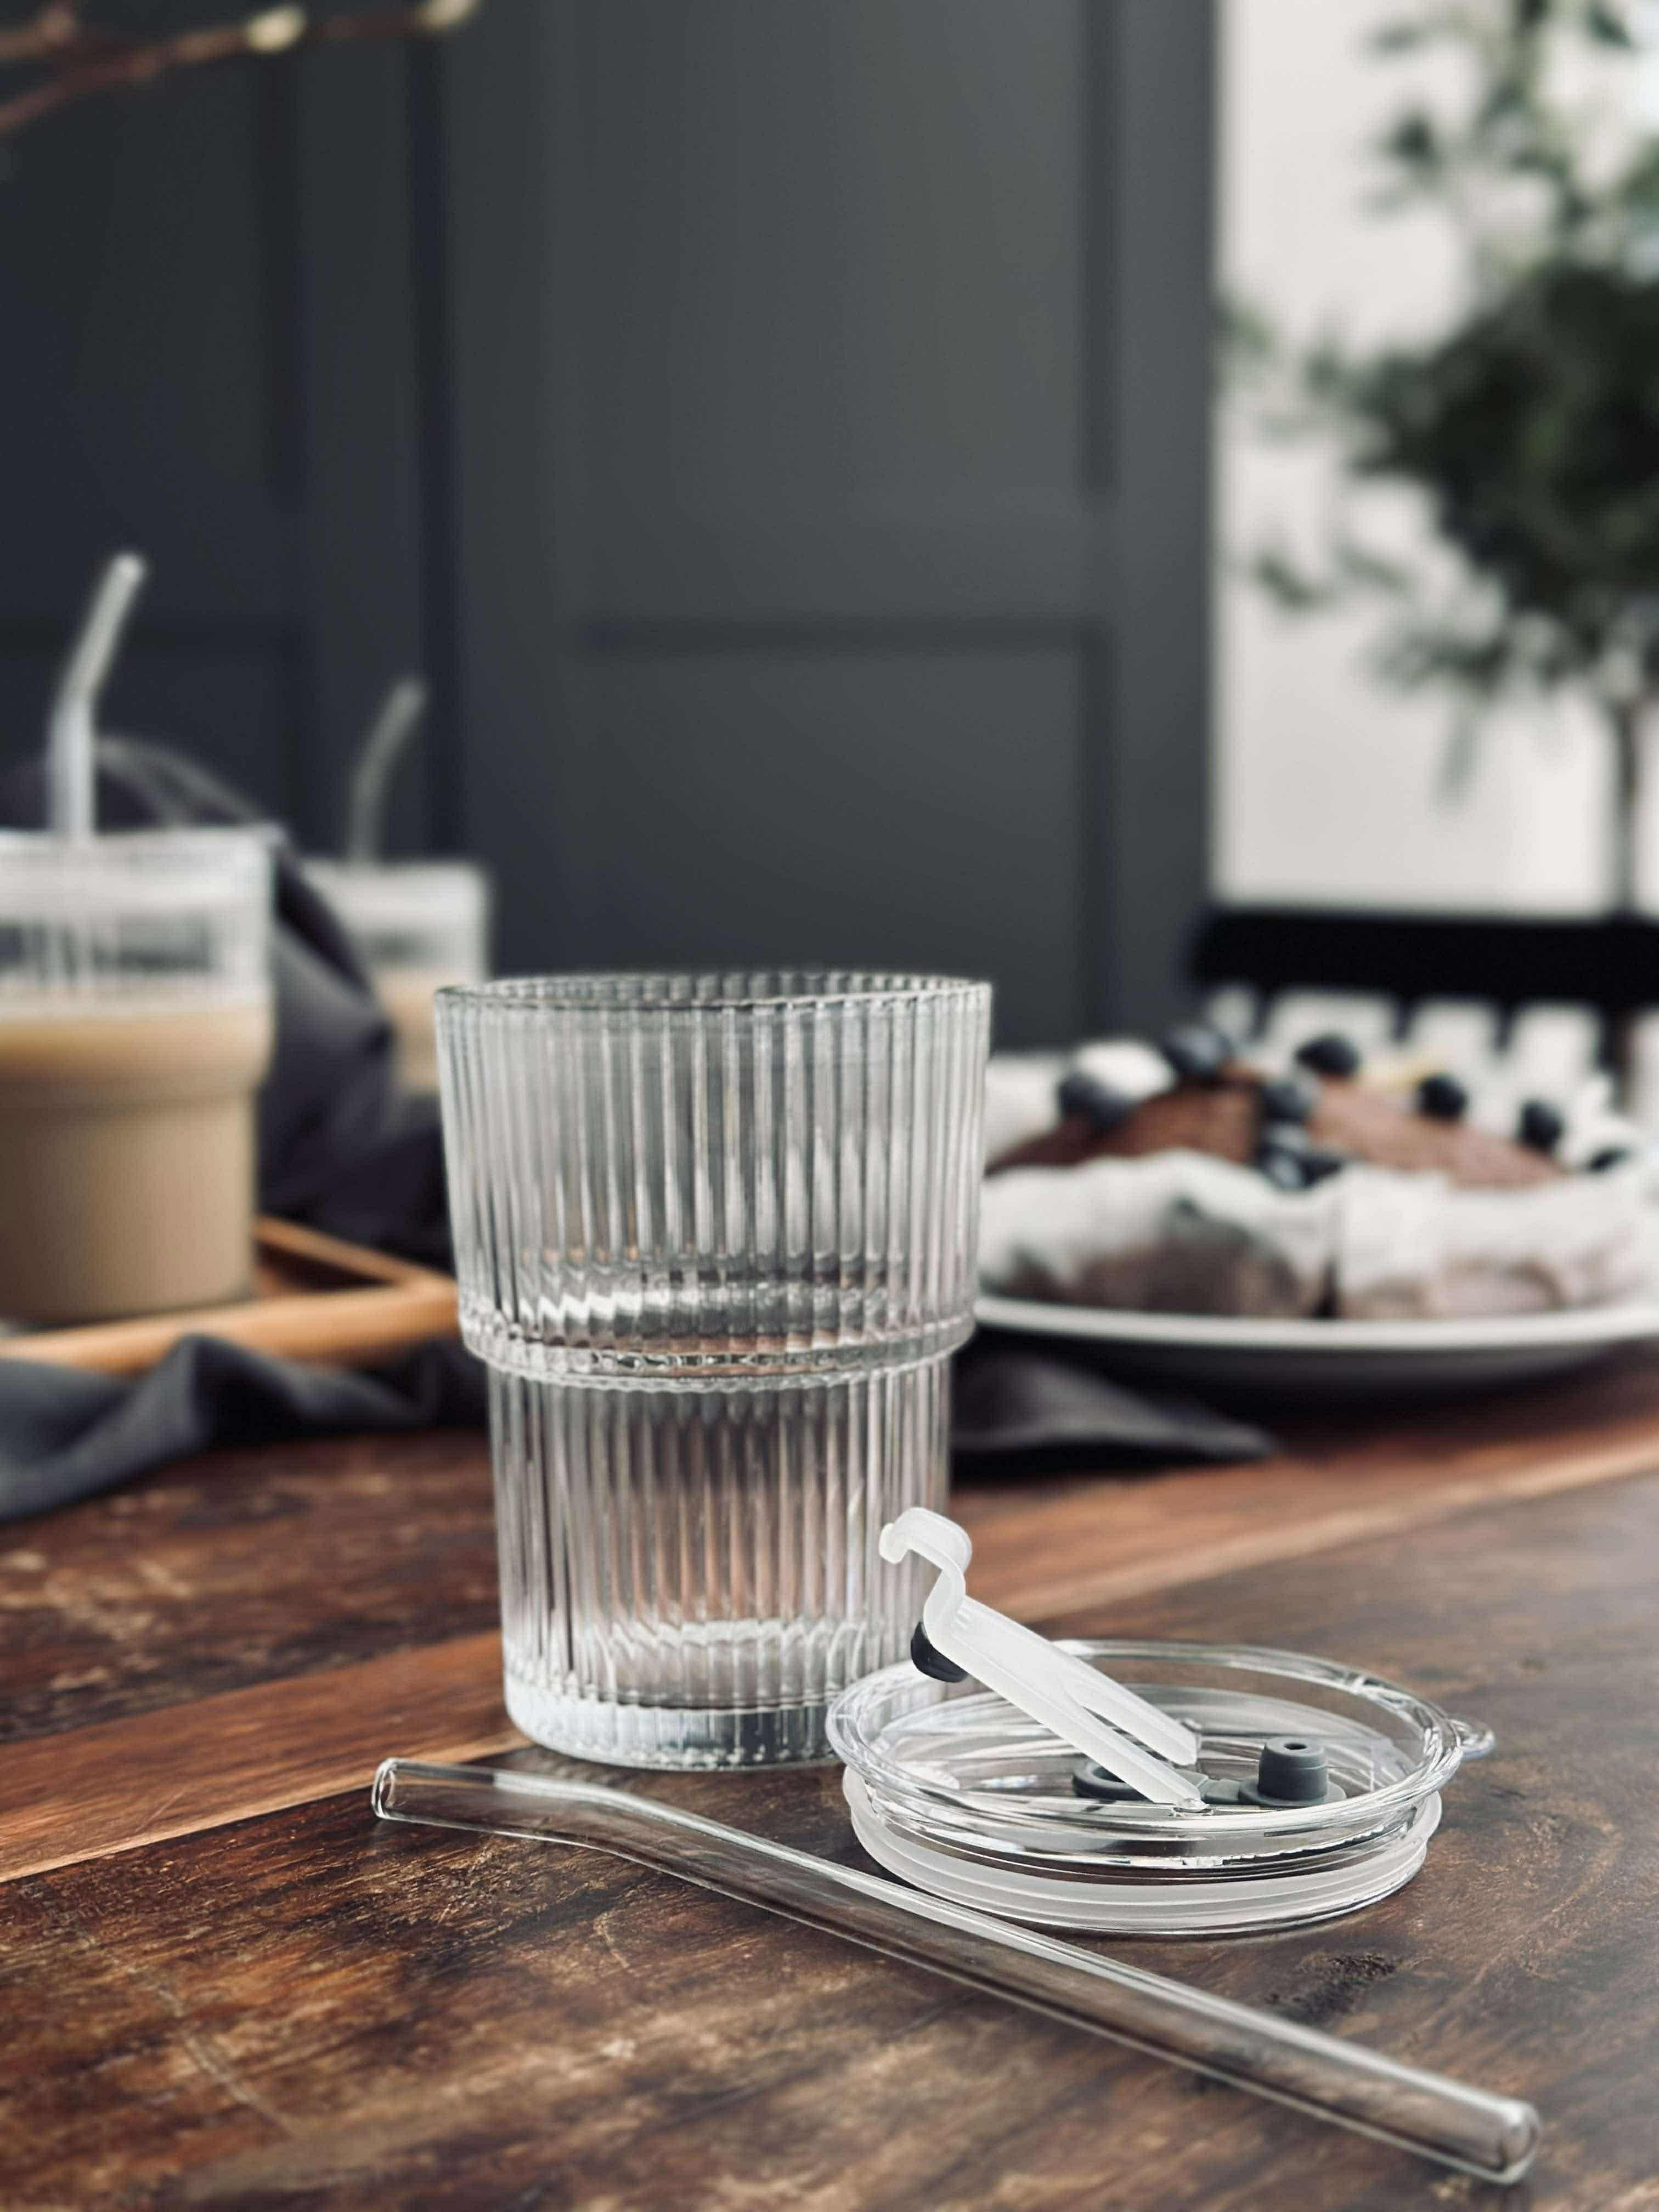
[[4, 1353, 1659, 2209]]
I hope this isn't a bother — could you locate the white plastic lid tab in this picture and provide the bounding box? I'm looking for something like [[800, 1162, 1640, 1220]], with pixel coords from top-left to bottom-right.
[[880, 1508, 1205, 1808]]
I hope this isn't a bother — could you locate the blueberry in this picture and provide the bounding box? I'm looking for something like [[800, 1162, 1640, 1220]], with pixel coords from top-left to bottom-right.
[[1259, 1121, 1312, 1156], [1159, 1022, 1232, 1085], [1259, 1074, 1317, 1126], [1295, 1031, 1361, 1079], [1056, 1069, 1135, 1133], [1588, 1146, 1633, 1172], [1260, 1127, 1346, 1191], [1416, 1071, 1469, 1121], [1257, 1139, 1310, 1192], [910, 1622, 968, 1683], [1517, 1099, 1565, 1154]]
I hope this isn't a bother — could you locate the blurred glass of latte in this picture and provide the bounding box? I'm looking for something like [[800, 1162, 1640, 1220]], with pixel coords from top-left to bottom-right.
[[303, 859, 489, 1096], [0, 829, 274, 1326]]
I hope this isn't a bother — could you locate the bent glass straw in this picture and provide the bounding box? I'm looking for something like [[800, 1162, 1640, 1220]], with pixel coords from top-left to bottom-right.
[[345, 674, 428, 864], [373, 1759, 1539, 2185], [47, 551, 148, 842]]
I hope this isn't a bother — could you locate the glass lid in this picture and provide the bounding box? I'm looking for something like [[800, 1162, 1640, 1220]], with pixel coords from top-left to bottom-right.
[[828, 1639, 1490, 1935]]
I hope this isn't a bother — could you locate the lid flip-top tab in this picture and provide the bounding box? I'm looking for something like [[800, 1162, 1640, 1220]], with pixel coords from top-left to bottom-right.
[[880, 1508, 1206, 1809]]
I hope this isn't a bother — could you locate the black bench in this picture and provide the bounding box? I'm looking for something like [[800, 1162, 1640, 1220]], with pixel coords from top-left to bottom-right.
[[1190, 905, 1659, 1068]]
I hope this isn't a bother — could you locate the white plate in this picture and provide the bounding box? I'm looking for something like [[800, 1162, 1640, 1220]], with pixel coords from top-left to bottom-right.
[[975, 1291, 1659, 1396]]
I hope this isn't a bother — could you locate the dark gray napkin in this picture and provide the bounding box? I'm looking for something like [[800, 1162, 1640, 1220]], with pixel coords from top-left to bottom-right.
[[952, 1336, 1273, 1469], [0, 740, 1269, 1519], [0, 1334, 486, 1520]]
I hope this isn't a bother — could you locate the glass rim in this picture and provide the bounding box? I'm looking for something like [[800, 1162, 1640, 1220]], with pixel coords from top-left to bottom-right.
[[304, 856, 489, 927], [305, 855, 487, 884], [0, 823, 276, 919], [436, 971, 992, 1015], [0, 823, 281, 861]]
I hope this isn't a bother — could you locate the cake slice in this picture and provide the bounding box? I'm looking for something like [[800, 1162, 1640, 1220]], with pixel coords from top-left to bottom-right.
[[979, 1024, 1645, 1321]]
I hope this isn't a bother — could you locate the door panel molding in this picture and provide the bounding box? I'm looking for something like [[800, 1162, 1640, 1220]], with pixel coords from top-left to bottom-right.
[[437, 0, 1213, 1046]]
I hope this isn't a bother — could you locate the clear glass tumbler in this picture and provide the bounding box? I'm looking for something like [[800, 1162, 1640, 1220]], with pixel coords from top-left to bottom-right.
[[436, 971, 991, 1768], [304, 857, 490, 1097]]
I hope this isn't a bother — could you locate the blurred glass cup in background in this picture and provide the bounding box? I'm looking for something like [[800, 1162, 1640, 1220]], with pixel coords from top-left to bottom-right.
[[436, 970, 991, 1768], [306, 857, 490, 1096], [0, 827, 274, 1325]]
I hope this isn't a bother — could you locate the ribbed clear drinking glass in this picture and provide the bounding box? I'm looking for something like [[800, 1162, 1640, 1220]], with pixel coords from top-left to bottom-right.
[[436, 972, 991, 1768]]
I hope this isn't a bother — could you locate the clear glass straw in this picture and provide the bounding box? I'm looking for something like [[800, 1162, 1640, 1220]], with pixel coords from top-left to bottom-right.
[[47, 551, 148, 840], [346, 674, 427, 862], [373, 1759, 1539, 2185]]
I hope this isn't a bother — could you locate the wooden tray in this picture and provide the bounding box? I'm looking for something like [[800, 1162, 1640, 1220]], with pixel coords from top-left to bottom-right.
[[0, 1218, 459, 1378]]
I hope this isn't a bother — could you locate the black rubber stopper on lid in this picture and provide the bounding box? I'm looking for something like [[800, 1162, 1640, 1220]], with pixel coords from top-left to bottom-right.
[[1071, 1757, 1142, 1804], [1295, 1032, 1361, 1079], [910, 1621, 968, 1683], [1249, 1735, 1331, 1805], [1417, 1071, 1469, 1121], [1056, 1069, 1135, 1135], [1160, 1023, 1232, 1085]]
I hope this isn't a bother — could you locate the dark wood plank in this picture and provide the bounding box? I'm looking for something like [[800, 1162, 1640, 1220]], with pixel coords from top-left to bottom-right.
[[9, 1355, 1659, 1887], [2, 1469, 1656, 2210], [0, 1428, 498, 1747], [0, 1634, 517, 1886], [956, 1347, 1659, 1620]]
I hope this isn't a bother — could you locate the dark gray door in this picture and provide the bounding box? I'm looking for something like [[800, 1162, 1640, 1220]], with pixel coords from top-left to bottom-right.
[[0, 3, 1214, 1049], [0, 49, 432, 853], [441, 0, 1214, 1046]]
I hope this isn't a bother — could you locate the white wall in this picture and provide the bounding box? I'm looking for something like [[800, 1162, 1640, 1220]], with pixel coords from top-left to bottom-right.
[[1215, 0, 1641, 912]]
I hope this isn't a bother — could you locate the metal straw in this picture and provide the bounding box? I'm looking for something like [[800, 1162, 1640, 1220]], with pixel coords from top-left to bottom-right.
[[373, 1758, 1539, 2185]]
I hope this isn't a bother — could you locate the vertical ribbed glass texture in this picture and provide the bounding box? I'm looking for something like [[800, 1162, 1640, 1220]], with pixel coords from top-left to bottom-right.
[[436, 972, 991, 1379], [491, 1361, 949, 1765], [0, 828, 272, 1006], [437, 973, 991, 1768]]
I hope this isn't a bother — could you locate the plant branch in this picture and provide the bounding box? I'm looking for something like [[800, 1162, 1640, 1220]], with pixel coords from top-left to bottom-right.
[[0, 3, 79, 66], [0, 0, 479, 138]]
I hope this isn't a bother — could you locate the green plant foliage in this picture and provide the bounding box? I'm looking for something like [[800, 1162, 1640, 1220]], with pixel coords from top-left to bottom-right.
[[1237, 0, 1659, 719], [1354, 266, 1659, 635]]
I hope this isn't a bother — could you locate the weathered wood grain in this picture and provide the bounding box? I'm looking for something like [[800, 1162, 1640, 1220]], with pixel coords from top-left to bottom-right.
[[0, 1634, 521, 1884], [9, 1357, 1659, 1895], [955, 1347, 1659, 1621], [4, 1470, 1657, 2211], [0, 1427, 499, 1746], [12, 1352, 1659, 1756]]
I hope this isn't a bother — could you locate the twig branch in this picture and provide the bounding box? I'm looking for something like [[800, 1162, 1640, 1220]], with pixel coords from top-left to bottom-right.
[[0, 0, 480, 137], [0, 3, 80, 66]]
